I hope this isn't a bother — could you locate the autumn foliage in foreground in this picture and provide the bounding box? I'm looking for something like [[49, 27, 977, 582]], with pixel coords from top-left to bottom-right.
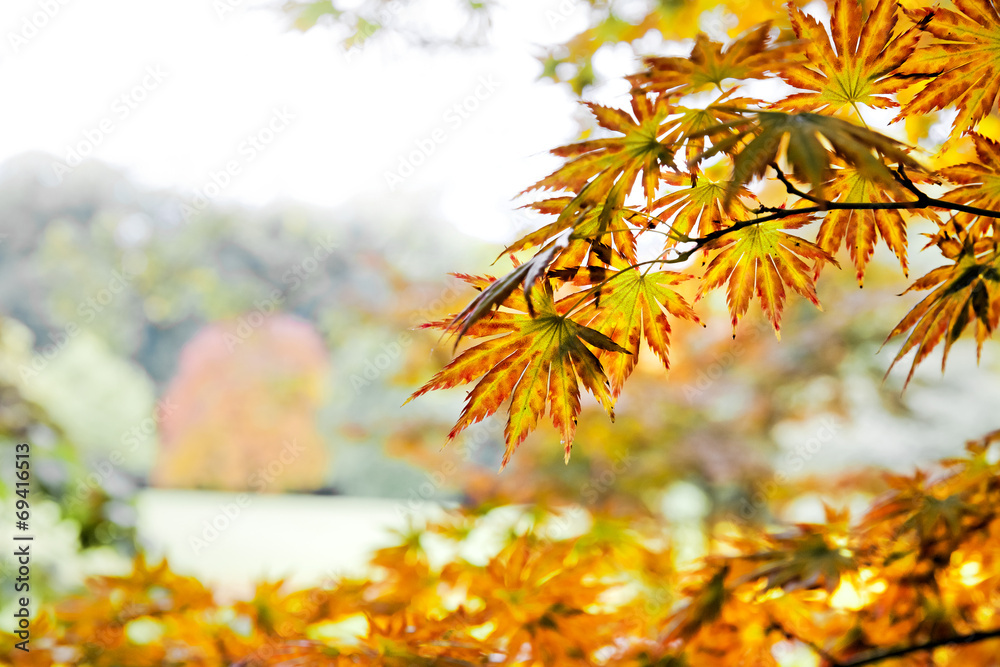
[[410, 0, 1000, 466], [3, 431, 999, 666]]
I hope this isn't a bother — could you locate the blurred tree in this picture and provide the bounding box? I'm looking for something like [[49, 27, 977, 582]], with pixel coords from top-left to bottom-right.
[[152, 315, 330, 491]]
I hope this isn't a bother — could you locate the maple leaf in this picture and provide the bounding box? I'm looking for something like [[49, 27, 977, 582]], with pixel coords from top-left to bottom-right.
[[938, 133, 1000, 238], [650, 171, 757, 247], [628, 23, 789, 98], [860, 469, 982, 563], [896, 0, 1000, 137], [884, 238, 1000, 386], [504, 193, 610, 264], [745, 528, 856, 594], [901, 492, 979, 541], [568, 259, 702, 397], [523, 92, 673, 209], [538, 0, 794, 93], [663, 565, 730, 643], [776, 0, 924, 118], [814, 164, 913, 284], [696, 217, 837, 335], [407, 276, 629, 466], [660, 92, 762, 169], [697, 111, 925, 202]]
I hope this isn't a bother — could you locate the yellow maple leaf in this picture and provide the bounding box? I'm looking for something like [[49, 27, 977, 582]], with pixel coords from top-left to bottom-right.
[[896, 0, 1000, 137], [776, 0, 925, 119], [407, 276, 628, 465]]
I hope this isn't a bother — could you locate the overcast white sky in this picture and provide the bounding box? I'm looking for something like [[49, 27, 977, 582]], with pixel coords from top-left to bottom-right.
[[0, 0, 657, 241]]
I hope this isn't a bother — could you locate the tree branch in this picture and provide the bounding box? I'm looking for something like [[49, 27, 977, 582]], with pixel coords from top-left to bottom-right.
[[771, 163, 1000, 220], [826, 627, 1000, 667], [678, 164, 1000, 253], [892, 165, 925, 199], [560, 256, 689, 316], [770, 163, 829, 205]]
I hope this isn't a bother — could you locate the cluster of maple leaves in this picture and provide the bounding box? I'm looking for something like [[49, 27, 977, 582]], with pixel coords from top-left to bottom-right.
[[411, 0, 1000, 465], [3, 430, 998, 665]]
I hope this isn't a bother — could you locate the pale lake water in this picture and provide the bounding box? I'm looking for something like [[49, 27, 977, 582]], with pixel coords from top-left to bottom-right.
[[135, 490, 432, 597]]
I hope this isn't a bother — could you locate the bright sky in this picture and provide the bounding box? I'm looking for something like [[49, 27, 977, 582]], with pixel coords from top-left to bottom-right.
[[0, 0, 641, 241]]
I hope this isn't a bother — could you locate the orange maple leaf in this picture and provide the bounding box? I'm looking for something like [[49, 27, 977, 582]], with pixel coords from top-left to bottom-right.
[[885, 238, 1000, 386], [814, 164, 913, 284], [407, 276, 628, 466], [896, 0, 1000, 137], [938, 133, 1000, 238], [524, 92, 674, 209], [696, 217, 837, 336]]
